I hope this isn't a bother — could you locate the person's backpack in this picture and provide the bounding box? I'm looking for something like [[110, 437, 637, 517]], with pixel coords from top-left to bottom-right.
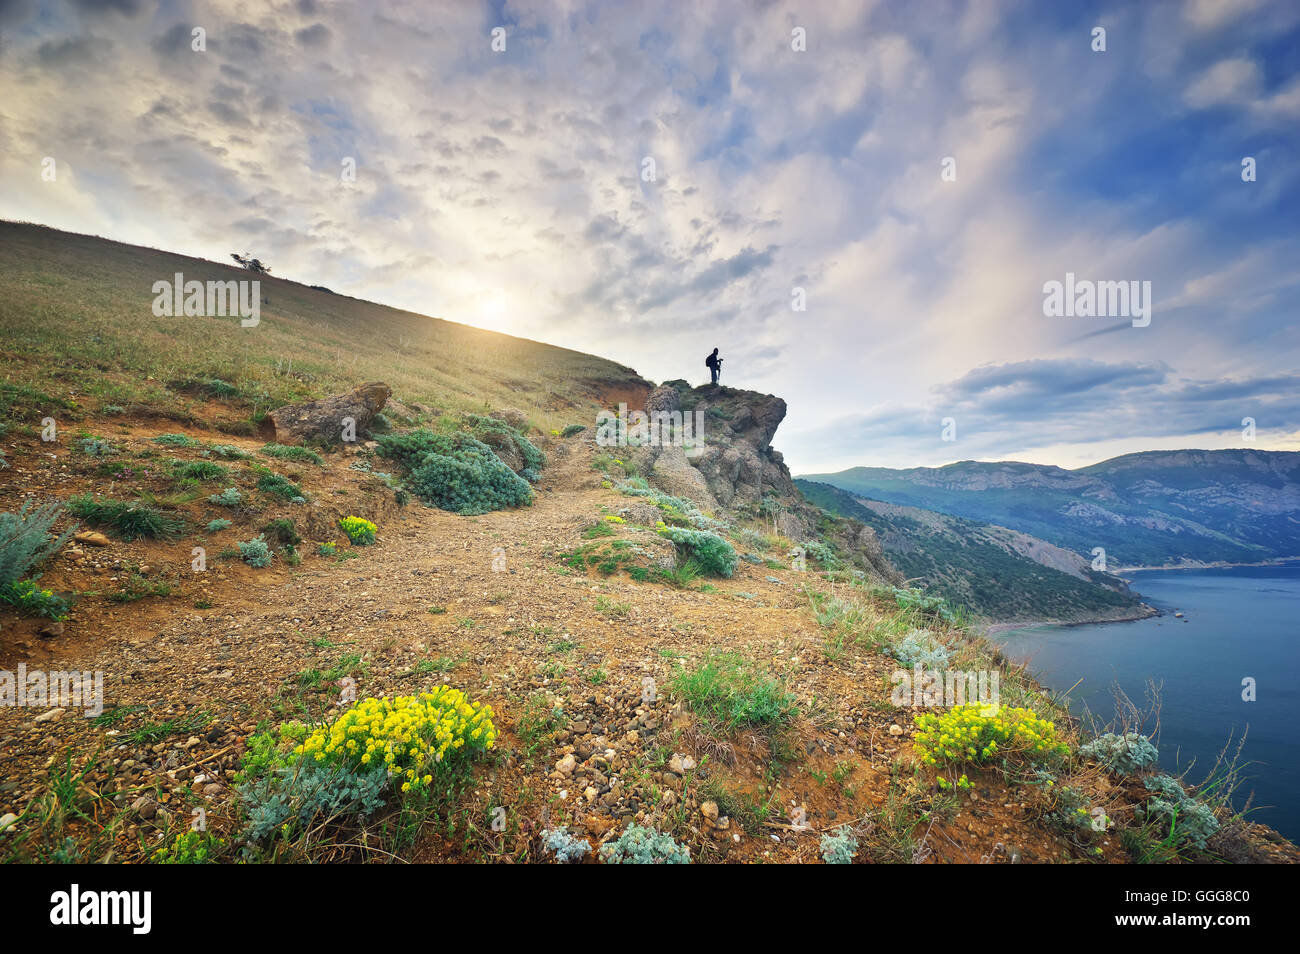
[[705, 353, 716, 368]]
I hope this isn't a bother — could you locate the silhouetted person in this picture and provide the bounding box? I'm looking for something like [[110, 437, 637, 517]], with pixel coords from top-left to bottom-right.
[[705, 347, 722, 385]]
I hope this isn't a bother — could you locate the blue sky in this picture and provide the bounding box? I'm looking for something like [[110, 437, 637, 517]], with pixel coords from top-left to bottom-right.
[[2, 0, 1298, 470]]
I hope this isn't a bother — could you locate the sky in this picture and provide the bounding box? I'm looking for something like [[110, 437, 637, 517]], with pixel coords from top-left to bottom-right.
[[2, 0, 1298, 472]]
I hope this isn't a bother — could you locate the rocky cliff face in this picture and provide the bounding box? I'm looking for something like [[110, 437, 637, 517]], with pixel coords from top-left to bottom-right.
[[627, 381, 898, 582]]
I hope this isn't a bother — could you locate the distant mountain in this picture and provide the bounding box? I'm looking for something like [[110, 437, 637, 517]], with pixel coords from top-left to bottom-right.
[[800, 450, 1300, 568], [797, 480, 1147, 624]]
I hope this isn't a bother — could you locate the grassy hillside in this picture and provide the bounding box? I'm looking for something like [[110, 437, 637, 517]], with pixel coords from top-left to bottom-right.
[[0, 221, 650, 437], [801, 453, 1300, 567], [797, 480, 1145, 623], [0, 224, 1290, 867]]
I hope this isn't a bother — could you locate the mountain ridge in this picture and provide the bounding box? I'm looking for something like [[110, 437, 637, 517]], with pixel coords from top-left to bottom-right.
[[801, 449, 1300, 568]]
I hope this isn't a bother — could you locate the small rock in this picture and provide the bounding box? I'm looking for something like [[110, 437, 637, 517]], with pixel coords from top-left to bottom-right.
[[668, 753, 696, 775], [34, 707, 66, 724], [74, 531, 111, 547], [888, 724, 904, 737], [555, 754, 576, 775]]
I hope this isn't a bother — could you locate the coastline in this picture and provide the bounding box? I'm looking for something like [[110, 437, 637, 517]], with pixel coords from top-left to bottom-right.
[[981, 603, 1159, 638], [1111, 555, 1300, 573], [982, 559, 1300, 637]]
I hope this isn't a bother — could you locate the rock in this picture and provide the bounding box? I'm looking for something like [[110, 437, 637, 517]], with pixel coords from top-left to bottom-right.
[[479, 429, 524, 472], [0, 813, 18, 833], [131, 796, 157, 820], [555, 754, 577, 775], [668, 753, 696, 775], [260, 382, 390, 444], [489, 408, 530, 432], [34, 707, 66, 724], [701, 801, 719, 823], [73, 531, 111, 547], [38, 621, 64, 639], [889, 724, 904, 736], [630, 382, 900, 583]]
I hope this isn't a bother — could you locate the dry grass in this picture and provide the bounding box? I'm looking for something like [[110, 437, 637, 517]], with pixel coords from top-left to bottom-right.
[[0, 221, 649, 435]]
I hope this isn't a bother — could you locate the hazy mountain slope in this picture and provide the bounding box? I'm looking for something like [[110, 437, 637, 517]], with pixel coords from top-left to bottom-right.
[[800, 451, 1300, 568], [796, 480, 1147, 623]]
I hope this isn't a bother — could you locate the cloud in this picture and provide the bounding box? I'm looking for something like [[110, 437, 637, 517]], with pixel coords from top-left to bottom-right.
[[1184, 57, 1262, 109], [0, 0, 1297, 473]]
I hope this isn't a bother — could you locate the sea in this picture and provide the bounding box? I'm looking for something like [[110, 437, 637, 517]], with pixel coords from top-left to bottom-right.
[[991, 562, 1300, 843]]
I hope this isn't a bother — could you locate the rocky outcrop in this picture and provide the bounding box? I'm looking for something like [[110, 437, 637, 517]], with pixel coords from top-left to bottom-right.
[[628, 381, 897, 582], [260, 382, 390, 444]]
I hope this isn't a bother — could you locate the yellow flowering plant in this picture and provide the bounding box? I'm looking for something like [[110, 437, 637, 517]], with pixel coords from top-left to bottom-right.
[[295, 687, 497, 795], [338, 515, 377, 545], [914, 703, 1068, 767]]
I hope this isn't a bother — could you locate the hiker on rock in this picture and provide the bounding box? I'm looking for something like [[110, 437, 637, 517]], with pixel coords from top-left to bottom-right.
[[705, 347, 723, 385]]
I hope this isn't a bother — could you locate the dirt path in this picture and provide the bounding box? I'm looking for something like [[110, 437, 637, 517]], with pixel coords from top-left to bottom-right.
[[0, 433, 1113, 863]]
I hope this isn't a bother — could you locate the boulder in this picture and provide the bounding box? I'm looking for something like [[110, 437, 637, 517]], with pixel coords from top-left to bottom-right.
[[260, 382, 390, 444], [490, 407, 530, 432]]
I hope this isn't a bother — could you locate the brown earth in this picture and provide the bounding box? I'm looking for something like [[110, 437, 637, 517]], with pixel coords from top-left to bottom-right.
[[1, 415, 1295, 864]]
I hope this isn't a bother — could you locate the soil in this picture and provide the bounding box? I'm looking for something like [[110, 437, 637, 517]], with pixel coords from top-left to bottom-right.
[[2, 417, 1295, 864]]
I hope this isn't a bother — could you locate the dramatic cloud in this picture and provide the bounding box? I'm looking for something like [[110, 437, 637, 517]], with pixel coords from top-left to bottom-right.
[[1, 0, 1297, 471]]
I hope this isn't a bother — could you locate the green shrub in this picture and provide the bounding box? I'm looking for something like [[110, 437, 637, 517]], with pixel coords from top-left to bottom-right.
[[152, 830, 226, 864], [262, 443, 324, 466], [803, 539, 840, 569], [0, 579, 72, 620], [240, 758, 390, 843], [66, 494, 184, 540], [403, 434, 532, 514], [174, 460, 228, 481], [152, 433, 199, 448], [672, 652, 797, 730], [78, 437, 115, 457], [0, 500, 74, 586], [820, 826, 858, 864], [1140, 774, 1220, 850], [561, 424, 586, 438], [464, 414, 546, 474], [255, 470, 304, 501], [1080, 733, 1160, 776], [541, 827, 591, 863], [238, 535, 273, 568], [260, 518, 301, 546], [598, 824, 690, 864], [890, 629, 951, 668], [208, 444, 251, 460], [657, 525, 737, 577], [317, 542, 337, 556], [890, 586, 962, 625], [377, 428, 534, 515], [618, 480, 727, 532], [208, 487, 242, 507], [205, 518, 232, 532]]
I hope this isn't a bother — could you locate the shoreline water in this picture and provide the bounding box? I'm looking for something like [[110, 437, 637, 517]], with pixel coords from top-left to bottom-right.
[[982, 603, 1158, 638], [1112, 555, 1300, 573], [982, 557, 1300, 636], [985, 563, 1300, 844]]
